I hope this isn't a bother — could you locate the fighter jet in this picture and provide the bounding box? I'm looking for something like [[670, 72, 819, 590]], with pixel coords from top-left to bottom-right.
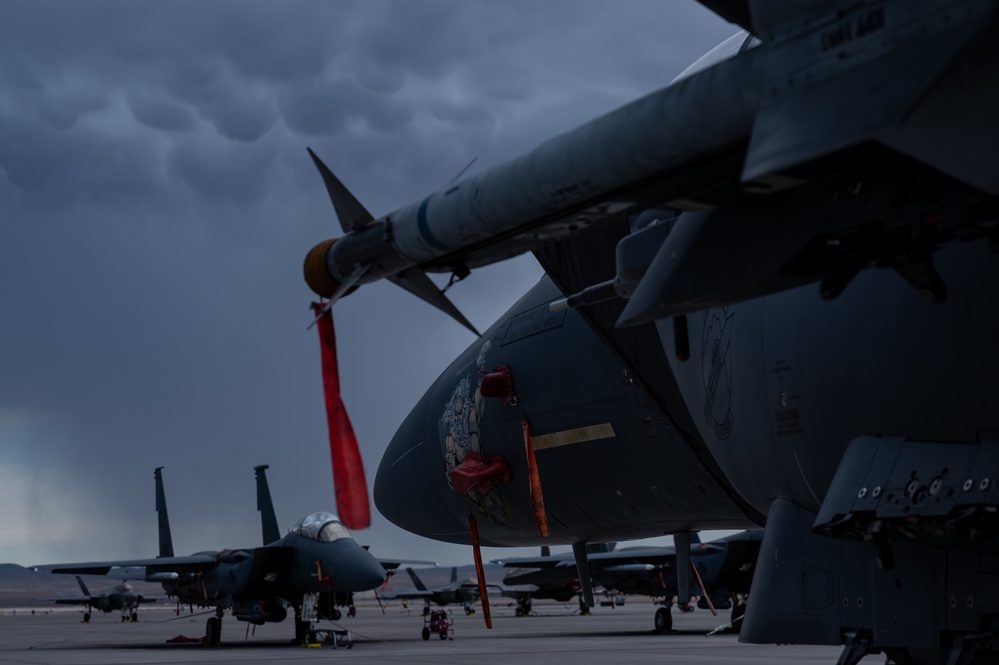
[[251, 464, 430, 618], [33, 467, 386, 644], [302, 2, 999, 662], [37, 575, 160, 623], [383, 567, 480, 615], [495, 532, 762, 632]]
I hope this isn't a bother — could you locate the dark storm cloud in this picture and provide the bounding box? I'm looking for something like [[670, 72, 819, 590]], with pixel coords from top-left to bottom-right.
[[0, 0, 739, 565], [128, 93, 198, 133]]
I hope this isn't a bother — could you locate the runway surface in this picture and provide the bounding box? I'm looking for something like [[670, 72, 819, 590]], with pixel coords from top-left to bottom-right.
[[0, 600, 846, 664]]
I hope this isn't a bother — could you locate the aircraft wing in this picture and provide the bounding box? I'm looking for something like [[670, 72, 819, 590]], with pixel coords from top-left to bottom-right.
[[377, 558, 436, 573], [36, 594, 91, 604], [492, 556, 573, 569], [491, 583, 539, 600], [32, 553, 223, 576], [380, 590, 436, 601], [495, 544, 712, 569]]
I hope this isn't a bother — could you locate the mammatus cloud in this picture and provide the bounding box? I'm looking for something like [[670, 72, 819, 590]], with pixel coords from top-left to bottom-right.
[[0, 1, 739, 565]]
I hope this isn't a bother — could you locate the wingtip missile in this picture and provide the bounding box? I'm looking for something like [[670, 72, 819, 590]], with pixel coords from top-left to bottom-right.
[[303, 150, 480, 335]]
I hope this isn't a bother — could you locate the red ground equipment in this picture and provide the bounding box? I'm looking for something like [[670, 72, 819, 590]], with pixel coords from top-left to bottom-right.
[[422, 609, 454, 641]]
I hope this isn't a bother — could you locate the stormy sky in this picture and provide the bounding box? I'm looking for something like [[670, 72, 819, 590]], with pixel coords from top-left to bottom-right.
[[0, 1, 738, 567]]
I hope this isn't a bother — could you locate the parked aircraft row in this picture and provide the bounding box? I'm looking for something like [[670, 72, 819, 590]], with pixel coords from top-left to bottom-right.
[[33, 466, 392, 643], [31, 465, 760, 640]]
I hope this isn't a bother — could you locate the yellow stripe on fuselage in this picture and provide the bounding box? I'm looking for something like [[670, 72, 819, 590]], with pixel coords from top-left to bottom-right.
[[532, 423, 616, 451]]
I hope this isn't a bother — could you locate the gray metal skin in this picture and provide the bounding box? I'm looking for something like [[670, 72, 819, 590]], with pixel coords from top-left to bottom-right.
[[322, 2, 999, 660], [34, 468, 386, 640], [375, 276, 759, 545]]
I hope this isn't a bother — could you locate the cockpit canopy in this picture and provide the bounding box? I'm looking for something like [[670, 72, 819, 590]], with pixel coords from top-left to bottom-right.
[[291, 511, 352, 543]]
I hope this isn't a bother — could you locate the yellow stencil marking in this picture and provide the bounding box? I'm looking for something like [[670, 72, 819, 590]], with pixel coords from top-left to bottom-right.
[[532, 423, 616, 451]]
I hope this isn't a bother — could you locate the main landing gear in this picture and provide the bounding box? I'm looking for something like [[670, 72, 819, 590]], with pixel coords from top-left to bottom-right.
[[654, 605, 673, 633], [205, 608, 223, 645], [515, 597, 533, 616], [295, 592, 320, 645], [578, 597, 591, 615]]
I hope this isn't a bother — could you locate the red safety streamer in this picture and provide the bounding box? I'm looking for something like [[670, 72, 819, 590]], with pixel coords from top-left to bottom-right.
[[311, 302, 370, 530], [469, 514, 493, 629], [522, 420, 549, 537], [689, 560, 717, 616]]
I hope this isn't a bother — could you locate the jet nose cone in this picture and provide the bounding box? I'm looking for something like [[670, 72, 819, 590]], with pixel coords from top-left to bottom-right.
[[375, 398, 469, 545], [332, 543, 387, 592]]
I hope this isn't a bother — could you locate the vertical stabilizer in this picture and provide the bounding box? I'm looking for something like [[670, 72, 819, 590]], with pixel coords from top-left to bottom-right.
[[75, 575, 91, 597], [254, 465, 281, 545], [154, 467, 174, 558], [405, 567, 428, 591]]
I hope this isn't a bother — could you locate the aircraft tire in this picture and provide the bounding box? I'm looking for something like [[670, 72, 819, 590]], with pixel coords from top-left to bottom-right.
[[331, 608, 341, 621], [205, 616, 221, 644], [131, 611, 138, 622], [422, 627, 431, 641], [654, 607, 672, 633], [83, 612, 91, 623]]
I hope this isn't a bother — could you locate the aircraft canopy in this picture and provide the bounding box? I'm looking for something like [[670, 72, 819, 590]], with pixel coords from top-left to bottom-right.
[[291, 511, 352, 542]]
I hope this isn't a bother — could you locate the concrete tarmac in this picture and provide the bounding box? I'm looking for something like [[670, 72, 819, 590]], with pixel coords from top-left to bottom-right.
[[0, 601, 846, 664]]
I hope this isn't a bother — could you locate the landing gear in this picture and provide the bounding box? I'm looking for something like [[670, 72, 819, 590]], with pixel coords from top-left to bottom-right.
[[515, 598, 533, 616], [205, 612, 222, 645], [347, 605, 356, 618], [463, 603, 475, 616], [295, 618, 309, 643], [330, 608, 341, 621], [130, 611, 138, 622], [82, 612, 91, 623], [296, 592, 320, 645], [578, 597, 591, 615], [654, 606, 672, 633]]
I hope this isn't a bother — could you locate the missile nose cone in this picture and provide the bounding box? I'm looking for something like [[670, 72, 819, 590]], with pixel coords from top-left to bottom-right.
[[304, 238, 338, 297]]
